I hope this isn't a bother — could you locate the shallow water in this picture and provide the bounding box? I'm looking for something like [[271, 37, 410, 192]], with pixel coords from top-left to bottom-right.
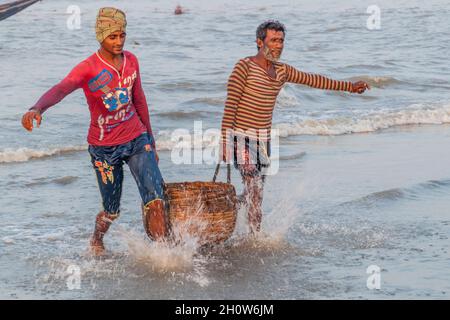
[[1, 0, 450, 299]]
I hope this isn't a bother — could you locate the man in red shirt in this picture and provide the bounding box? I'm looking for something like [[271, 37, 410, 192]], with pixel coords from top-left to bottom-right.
[[21, 7, 169, 255]]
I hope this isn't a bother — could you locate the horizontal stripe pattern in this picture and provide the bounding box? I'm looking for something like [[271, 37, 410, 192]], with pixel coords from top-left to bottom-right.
[[221, 58, 353, 141]]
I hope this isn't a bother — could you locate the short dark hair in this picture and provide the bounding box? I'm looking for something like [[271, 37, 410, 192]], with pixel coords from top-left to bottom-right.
[[256, 20, 286, 49]]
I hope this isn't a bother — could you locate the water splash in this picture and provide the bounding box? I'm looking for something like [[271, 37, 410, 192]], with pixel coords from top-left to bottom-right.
[[116, 226, 200, 273]]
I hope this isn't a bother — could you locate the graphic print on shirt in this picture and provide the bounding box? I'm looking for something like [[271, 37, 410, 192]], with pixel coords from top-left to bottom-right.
[[88, 68, 131, 112], [101, 87, 130, 112], [88, 69, 113, 92], [88, 69, 138, 140]]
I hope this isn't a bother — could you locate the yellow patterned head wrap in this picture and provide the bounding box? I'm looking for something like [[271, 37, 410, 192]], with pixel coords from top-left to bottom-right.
[[95, 7, 127, 44]]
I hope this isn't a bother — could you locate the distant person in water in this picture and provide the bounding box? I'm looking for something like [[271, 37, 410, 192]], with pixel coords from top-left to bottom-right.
[[21, 7, 170, 256], [220, 20, 370, 234], [174, 5, 184, 15]]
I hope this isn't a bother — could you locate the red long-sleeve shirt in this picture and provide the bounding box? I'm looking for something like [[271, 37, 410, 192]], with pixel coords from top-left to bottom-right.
[[30, 50, 154, 147]]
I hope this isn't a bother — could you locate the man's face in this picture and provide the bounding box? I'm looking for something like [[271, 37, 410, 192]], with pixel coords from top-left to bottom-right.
[[258, 29, 285, 62], [101, 31, 126, 55]]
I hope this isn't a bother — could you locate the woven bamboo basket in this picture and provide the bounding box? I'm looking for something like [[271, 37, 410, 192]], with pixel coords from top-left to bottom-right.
[[164, 164, 237, 245]]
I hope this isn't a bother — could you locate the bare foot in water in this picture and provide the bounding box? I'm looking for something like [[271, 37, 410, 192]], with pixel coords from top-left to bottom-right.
[[90, 238, 106, 256]]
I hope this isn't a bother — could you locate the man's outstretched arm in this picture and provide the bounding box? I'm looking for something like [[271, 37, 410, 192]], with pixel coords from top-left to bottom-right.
[[285, 64, 370, 94], [22, 61, 87, 131]]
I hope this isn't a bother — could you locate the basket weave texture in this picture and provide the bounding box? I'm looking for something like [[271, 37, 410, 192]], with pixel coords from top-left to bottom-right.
[[164, 181, 237, 245]]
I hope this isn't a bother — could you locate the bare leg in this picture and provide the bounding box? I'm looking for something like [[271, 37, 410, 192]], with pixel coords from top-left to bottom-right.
[[241, 167, 265, 234]]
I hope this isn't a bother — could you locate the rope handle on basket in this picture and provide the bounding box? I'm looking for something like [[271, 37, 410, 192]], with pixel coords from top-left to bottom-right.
[[212, 162, 231, 184]]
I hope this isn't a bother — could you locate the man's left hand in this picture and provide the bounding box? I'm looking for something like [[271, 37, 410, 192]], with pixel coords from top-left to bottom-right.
[[351, 81, 370, 94]]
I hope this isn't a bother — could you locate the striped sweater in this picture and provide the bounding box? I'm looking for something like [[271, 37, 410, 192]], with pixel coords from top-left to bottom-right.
[[221, 57, 353, 141]]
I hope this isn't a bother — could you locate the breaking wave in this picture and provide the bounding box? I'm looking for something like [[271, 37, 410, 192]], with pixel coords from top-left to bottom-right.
[[275, 104, 450, 137], [0, 145, 87, 163], [4, 104, 450, 164]]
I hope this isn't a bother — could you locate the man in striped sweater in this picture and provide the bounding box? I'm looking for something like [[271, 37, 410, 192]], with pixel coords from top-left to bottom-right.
[[221, 20, 370, 234]]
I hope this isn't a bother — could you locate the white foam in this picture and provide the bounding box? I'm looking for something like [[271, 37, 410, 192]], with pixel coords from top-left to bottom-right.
[[156, 103, 450, 148], [2, 237, 15, 244], [276, 87, 300, 108], [155, 129, 220, 151], [114, 226, 212, 287], [275, 104, 450, 137], [117, 227, 198, 272], [0, 145, 87, 163], [5, 104, 450, 164], [347, 75, 401, 88]]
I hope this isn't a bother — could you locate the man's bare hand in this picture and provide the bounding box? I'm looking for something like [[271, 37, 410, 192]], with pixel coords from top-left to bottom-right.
[[351, 81, 370, 94], [22, 110, 42, 132]]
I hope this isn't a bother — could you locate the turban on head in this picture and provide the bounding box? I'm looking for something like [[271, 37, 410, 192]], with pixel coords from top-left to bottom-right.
[[95, 7, 127, 44]]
